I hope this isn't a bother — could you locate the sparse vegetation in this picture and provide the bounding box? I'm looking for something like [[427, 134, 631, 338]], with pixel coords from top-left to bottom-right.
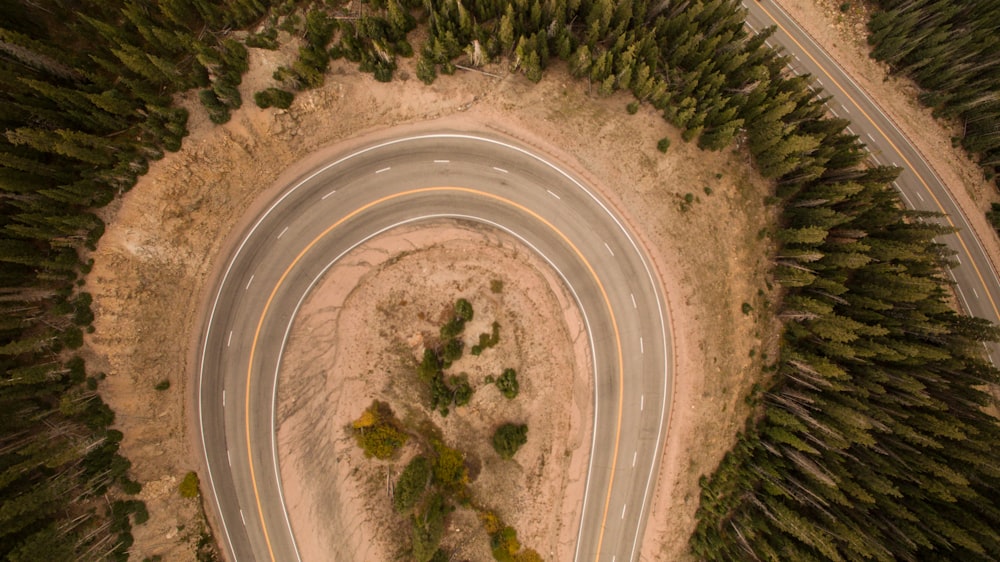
[[494, 368, 520, 400], [351, 400, 408, 459]]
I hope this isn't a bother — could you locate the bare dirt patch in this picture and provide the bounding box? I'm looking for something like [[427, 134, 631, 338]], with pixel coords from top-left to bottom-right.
[[277, 222, 589, 560], [86, 42, 777, 561]]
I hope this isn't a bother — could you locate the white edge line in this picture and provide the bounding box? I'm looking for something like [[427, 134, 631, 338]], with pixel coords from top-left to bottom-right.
[[492, 166, 508, 174], [277, 226, 289, 239], [375, 167, 391, 174], [547, 189, 561, 200]]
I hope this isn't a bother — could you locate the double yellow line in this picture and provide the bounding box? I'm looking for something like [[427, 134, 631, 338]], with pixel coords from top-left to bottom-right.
[[756, 1, 1000, 320], [242, 187, 626, 561]]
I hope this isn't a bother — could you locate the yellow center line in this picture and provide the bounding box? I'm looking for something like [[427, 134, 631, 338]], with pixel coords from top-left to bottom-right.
[[758, 2, 1000, 320], [244, 187, 626, 561]]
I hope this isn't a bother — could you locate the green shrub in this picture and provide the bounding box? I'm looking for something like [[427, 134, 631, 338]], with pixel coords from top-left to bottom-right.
[[657, 137, 671, 152], [451, 374, 473, 406], [987, 203, 1000, 231], [179, 471, 200, 498], [418, 348, 441, 382], [253, 88, 295, 109], [351, 401, 408, 459], [490, 279, 504, 293], [495, 368, 519, 399], [490, 525, 521, 561], [441, 337, 464, 366], [246, 28, 279, 50], [154, 379, 170, 391], [432, 440, 467, 491], [492, 423, 527, 460], [412, 493, 448, 562], [121, 478, 142, 495], [394, 455, 431, 512], [626, 101, 640, 114], [455, 298, 474, 321]]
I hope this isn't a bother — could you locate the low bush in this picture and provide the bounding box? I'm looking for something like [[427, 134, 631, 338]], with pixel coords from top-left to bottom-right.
[[179, 471, 199, 498], [495, 368, 519, 399], [351, 400, 408, 459], [394, 455, 431, 512], [492, 423, 527, 460], [253, 88, 295, 109]]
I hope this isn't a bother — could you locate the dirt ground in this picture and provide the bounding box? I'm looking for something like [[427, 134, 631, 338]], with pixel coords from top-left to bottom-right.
[[277, 223, 591, 560], [81, 2, 999, 560]]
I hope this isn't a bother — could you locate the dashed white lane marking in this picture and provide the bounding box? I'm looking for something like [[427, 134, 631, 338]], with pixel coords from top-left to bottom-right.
[[492, 166, 508, 174], [816, 79, 824, 87], [322, 190, 336, 200], [604, 242, 615, 257], [277, 226, 288, 239], [245, 275, 254, 290], [640, 337, 644, 354], [375, 167, 391, 174], [867, 132, 877, 142], [640, 394, 645, 411], [846, 126, 855, 134], [547, 189, 561, 200], [916, 191, 925, 202], [621, 504, 627, 519], [630, 293, 637, 309], [227, 449, 232, 466], [433, 159, 450, 163], [746, 21, 756, 31], [956, 254, 962, 265], [240, 509, 246, 526], [222, 389, 226, 407], [632, 451, 637, 468], [972, 286, 980, 299], [227, 331, 233, 347], [828, 106, 838, 116], [841, 104, 850, 114]]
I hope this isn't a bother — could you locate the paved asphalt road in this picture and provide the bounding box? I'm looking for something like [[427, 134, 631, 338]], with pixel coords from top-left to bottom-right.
[[745, 1, 1000, 361], [197, 133, 672, 562]]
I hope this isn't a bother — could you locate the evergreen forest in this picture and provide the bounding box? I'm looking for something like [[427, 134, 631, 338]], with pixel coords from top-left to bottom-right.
[[1, 0, 997, 560], [868, 0, 1000, 189]]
